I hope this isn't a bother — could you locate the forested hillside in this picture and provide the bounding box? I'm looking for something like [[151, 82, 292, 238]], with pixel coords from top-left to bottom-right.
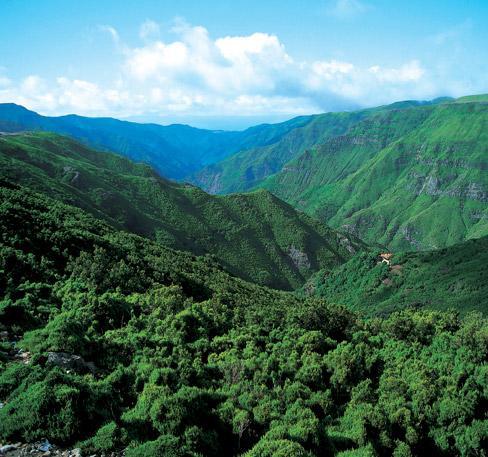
[[1, 182, 487, 456], [305, 236, 488, 316], [0, 132, 362, 289], [260, 98, 488, 250]]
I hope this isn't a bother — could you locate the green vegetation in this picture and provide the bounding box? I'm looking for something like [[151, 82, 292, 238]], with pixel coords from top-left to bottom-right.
[[0, 97, 487, 456], [306, 236, 488, 316], [190, 98, 451, 195], [1, 182, 487, 456], [453, 94, 488, 103], [0, 103, 312, 179], [190, 110, 370, 194], [260, 99, 488, 251], [6, 96, 485, 255], [0, 132, 362, 289], [7, 99, 485, 255]]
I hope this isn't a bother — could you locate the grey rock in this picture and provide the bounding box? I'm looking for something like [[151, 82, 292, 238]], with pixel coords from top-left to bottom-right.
[[46, 352, 96, 374], [287, 245, 311, 270], [410, 173, 488, 202], [337, 235, 357, 254], [400, 225, 423, 250], [38, 440, 52, 452], [0, 443, 19, 454]]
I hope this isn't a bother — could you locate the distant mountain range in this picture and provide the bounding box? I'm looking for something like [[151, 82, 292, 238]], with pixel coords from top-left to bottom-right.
[[0, 103, 312, 179], [189, 98, 453, 194]]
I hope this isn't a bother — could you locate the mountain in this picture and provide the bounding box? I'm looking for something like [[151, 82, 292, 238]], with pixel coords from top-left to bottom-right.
[[189, 98, 452, 194], [188, 110, 369, 194], [0, 103, 312, 179], [305, 236, 488, 316], [259, 97, 488, 250], [0, 131, 363, 289], [1, 181, 486, 457]]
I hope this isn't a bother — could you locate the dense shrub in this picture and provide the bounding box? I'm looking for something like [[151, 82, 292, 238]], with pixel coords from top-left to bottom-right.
[[0, 185, 486, 456]]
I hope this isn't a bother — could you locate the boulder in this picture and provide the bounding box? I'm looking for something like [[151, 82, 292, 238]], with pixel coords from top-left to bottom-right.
[[46, 352, 96, 374]]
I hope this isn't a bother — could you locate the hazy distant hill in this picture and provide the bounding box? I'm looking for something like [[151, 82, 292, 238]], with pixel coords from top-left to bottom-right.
[[0, 103, 312, 179]]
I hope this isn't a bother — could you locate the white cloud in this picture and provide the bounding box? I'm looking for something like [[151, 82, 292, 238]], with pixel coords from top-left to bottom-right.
[[0, 21, 449, 121], [126, 41, 189, 80], [21, 75, 45, 93], [0, 75, 129, 115], [124, 25, 296, 97], [368, 60, 424, 83], [56, 78, 110, 111]]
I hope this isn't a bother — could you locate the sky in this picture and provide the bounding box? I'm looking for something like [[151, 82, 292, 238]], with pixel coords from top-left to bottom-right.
[[0, 0, 487, 129]]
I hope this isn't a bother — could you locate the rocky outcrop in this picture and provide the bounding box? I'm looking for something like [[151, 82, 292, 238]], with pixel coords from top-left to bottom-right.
[[62, 166, 80, 185], [287, 245, 311, 270], [0, 440, 124, 456], [416, 155, 488, 171], [337, 234, 357, 254], [409, 173, 488, 202], [400, 225, 423, 250], [190, 170, 223, 194], [45, 352, 96, 374]]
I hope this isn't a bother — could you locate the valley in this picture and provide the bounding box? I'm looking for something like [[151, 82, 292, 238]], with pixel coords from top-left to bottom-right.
[[0, 96, 487, 457]]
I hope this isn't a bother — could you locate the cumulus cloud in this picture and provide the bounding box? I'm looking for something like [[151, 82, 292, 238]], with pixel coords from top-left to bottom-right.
[[0, 20, 444, 121], [368, 60, 424, 83]]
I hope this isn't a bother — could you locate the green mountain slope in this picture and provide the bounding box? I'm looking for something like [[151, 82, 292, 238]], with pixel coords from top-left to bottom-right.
[[0, 182, 486, 456], [261, 105, 436, 202], [260, 98, 488, 250], [453, 94, 488, 103], [0, 132, 362, 289], [189, 98, 452, 195], [0, 103, 311, 179], [189, 110, 369, 194], [306, 236, 488, 316]]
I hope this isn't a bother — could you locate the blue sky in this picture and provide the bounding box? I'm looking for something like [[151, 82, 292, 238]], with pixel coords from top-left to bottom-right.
[[0, 0, 487, 128]]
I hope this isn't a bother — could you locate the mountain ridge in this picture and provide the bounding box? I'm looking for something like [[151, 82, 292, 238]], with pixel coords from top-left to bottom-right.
[[189, 96, 453, 195], [0, 131, 363, 289], [0, 103, 313, 179], [258, 98, 488, 250]]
